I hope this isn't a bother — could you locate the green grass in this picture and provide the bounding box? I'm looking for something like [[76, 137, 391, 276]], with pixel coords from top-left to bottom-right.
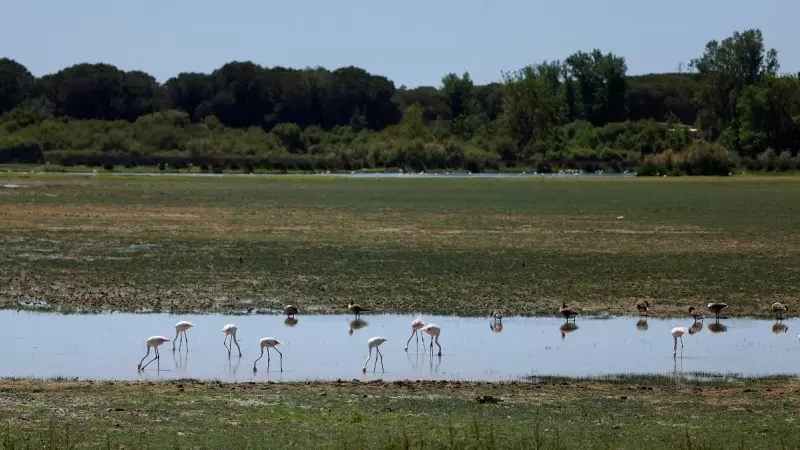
[[0, 174, 799, 317], [1, 377, 800, 449]]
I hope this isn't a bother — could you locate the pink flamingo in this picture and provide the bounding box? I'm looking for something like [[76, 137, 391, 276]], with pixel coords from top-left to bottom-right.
[[672, 327, 688, 357], [172, 320, 195, 351], [222, 324, 241, 357], [404, 315, 426, 352], [362, 336, 387, 373], [137, 336, 170, 371], [421, 323, 442, 356], [253, 337, 283, 372]]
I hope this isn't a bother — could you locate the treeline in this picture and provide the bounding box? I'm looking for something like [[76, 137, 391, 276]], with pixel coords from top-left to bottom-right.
[[0, 28, 798, 175]]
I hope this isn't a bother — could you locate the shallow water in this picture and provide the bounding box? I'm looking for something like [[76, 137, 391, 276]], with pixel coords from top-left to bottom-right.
[[0, 312, 796, 381]]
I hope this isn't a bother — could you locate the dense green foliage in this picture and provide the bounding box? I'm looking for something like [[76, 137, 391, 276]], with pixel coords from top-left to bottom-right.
[[0, 28, 798, 174]]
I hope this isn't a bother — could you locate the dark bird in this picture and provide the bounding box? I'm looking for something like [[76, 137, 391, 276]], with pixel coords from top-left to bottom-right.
[[284, 304, 298, 318], [772, 302, 788, 320], [706, 302, 728, 320], [688, 306, 705, 321], [489, 308, 503, 320], [239, 256, 243, 264], [348, 302, 369, 319], [636, 299, 650, 316], [559, 302, 579, 322]]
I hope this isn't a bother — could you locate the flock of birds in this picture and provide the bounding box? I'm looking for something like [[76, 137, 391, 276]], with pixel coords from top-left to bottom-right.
[[136, 302, 443, 374], [136, 299, 792, 373], [635, 300, 790, 357]]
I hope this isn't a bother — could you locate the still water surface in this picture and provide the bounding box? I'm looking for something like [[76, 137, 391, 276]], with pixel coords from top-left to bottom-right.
[[0, 312, 796, 381]]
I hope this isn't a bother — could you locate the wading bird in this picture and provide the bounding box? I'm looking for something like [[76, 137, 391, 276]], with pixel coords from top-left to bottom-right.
[[222, 324, 241, 357], [173, 321, 195, 351], [252, 337, 283, 372], [772, 302, 788, 320], [404, 315, 426, 352], [559, 302, 579, 322], [362, 336, 387, 373], [421, 323, 442, 356], [671, 327, 688, 357], [688, 307, 705, 321], [284, 305, 298, 318], [348, 302, 368, 319], [636, 300, 650, 316], [706, 302, 728, 320], [137, 336, 170, 371], [489, 309, 503, 321]]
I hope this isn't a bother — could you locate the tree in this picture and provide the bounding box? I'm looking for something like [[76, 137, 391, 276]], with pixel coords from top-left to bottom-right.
[[500, 62, 566, 152], [0, 58, 36, 114], [565, 50, 628, 125], [690, 29, 779, 136], [164, 73, 214, 121], [736, 74, 800, 156], [41, 63, 160, 121]]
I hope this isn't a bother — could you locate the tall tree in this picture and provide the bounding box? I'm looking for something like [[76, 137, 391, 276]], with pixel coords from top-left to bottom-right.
[[565, 50, 628, 125], [736, 74, 800, 156], [0, 58, 36, 114], [500, 62, 566, 152], [164, 72, 214, 121], [690, 29, 779, 136]]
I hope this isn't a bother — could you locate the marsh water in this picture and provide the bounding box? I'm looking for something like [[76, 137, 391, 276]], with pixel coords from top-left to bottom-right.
[[0, 312, 796, 381]]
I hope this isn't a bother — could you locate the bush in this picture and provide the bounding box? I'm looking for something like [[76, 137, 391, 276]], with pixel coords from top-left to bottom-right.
[[680, 144, 738, 176], [776, 150, 797, 172], [757, 148, 777, 171]]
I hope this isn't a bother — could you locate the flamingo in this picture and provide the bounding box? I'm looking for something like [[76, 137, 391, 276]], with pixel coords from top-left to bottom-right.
[[489, 309, 503, 321], [137, 336, 170, 371], [421, 323, 442, 356], [362, 336, 387, 373], [222, 324, 241, 357], [172, 320, 195, 351], [772, 302, 788, 320], [284, 305, 298, 318], [636, 300, 650, 316], [348, 302, 368, 319], [253, 337, 283, 372], [671, 327, 688, 357], [404, 315, 426, 352]]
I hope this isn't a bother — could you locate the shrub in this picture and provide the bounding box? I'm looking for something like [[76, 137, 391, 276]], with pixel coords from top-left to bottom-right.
[[776, 150, 796, 172], [680, 143, 738, 176], [756, 148, 777, 171]]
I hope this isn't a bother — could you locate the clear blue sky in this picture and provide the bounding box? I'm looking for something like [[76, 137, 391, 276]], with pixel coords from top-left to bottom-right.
[[2, 0, 795, 87]]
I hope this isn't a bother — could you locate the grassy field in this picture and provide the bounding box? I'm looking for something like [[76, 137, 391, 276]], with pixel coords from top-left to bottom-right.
[[1, 376, 800, 449], [0, 174, 799, 317]]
